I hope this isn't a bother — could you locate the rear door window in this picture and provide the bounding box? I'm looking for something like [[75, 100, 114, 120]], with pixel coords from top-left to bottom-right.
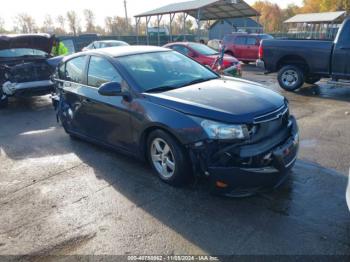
[[87, 56, 122, 88], [64, 56, 86, 83], [170, 45, 190, 56], [246, 37, 257, 45], [235, 36, 246, 45]]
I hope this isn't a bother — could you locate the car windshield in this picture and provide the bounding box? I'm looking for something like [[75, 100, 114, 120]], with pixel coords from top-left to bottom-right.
[[0, 48, 47, 58], [117, 51, 219, 92], [188, 43, 219, 56]]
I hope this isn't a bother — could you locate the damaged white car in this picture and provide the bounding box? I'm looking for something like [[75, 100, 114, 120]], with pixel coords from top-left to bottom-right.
[[0, 34, 62, 108]]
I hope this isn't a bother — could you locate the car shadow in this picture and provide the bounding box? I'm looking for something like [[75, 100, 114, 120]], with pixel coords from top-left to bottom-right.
[[69, 135, 350, 255], [0, 96, 73, 160]]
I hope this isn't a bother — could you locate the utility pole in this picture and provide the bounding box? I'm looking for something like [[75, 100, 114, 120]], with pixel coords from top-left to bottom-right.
[[124, 0, 129, 27]]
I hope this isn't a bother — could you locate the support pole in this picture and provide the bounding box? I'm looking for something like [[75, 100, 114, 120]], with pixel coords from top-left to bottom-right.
[[169, 13, 175, 43], [183, 12, 188, 41], [135, 17, 140, 44], [196, 9, 201, 42], [157, 15, 163, 46], [146, 16, 151, 45]]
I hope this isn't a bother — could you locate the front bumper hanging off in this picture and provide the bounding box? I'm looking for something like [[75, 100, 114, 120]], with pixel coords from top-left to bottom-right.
[[191, 116, 299, 197]]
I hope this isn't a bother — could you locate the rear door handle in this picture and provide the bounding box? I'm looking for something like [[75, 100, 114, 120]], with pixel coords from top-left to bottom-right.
[[340, 46, 350, 50]]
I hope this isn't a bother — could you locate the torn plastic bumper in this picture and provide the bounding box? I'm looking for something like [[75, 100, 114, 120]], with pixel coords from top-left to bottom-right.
[[190, 116, 299, 197], [2, 80, 55, 96]]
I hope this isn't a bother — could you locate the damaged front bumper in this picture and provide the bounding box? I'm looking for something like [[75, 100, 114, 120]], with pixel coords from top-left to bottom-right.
[[1, 80, 55, 96], [190, 116, 299, 197]]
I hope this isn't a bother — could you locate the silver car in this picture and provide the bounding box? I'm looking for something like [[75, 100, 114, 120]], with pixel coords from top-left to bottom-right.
[[82, 40, 129, 51]]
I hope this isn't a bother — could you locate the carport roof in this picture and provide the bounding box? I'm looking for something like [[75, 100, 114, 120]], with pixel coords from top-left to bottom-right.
[[284, 11, 347, 24], [134, 0, 259, 20]]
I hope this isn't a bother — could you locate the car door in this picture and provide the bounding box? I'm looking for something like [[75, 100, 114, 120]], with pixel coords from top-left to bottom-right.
[[59, 55, 90, 134], [82, 55, 134, 150], [233, 36, 246, 60], [332, 21, 350, 79], [245, 36, 259, 61]]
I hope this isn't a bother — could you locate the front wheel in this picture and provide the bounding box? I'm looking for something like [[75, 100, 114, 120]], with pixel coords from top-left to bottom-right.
[[278, 65, 305, 91], [147, 130, 191, 186], [0, 92, 8, 109]]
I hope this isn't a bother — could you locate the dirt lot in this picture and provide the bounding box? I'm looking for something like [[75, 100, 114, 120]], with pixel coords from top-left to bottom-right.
[[0, 65, 349, 256]]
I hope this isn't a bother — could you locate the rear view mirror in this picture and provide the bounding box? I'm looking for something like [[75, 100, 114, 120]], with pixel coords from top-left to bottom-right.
[[98, 82, 122, 96]]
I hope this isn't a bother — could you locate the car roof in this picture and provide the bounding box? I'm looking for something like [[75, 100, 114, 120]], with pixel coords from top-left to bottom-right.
[[81, 45, 170, 58], [94, 40, 127, 44]]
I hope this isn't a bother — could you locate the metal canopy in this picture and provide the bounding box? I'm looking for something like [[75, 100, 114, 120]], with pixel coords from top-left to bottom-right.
[[135, 0, 259, 20], [284, 11, 347, 24], [134, 0, 259, 46]]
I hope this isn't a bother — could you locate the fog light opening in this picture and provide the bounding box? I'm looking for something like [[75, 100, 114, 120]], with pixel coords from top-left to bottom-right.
[[216, 181, 229, 188]]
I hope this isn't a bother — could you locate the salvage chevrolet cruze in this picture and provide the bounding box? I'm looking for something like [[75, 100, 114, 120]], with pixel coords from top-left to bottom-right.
[[53, 46, 299, 196]]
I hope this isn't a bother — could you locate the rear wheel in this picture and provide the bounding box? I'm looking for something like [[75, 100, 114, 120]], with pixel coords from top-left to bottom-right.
[[278, 65, 305, 91], [243, 61, 250, 65], [147, 130, 191, 186]]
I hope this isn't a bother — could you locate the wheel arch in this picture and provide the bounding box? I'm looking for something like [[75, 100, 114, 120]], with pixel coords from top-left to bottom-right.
[[138, 124, 186, 161], [277, 55, 310, 73]]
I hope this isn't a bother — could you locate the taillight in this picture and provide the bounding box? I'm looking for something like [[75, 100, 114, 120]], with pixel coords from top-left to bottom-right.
[[258, 44, 263, 59]]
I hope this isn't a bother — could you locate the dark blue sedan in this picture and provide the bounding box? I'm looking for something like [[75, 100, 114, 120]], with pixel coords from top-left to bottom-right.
[[53, 46, 299, 196]]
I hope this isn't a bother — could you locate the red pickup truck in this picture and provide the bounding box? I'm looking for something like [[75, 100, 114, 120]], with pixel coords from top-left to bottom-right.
[[222, 34, 273, 64]]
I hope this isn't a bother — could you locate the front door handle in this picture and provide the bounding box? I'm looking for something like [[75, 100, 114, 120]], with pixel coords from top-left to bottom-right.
[[340, 46, 350, 50], [82, 98, 92, 104]]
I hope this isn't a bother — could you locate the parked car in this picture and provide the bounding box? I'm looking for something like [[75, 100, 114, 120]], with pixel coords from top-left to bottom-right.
[[52, 46, 299, 196], [82, 40, 129, 51], [223, 33, 273, 64], [163, 42, 241, 76], [207, 39, 222, 51], [257, 17, 350, 91], [0, 34, 63, 108]]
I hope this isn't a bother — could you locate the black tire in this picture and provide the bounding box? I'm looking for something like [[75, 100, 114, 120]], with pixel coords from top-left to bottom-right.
[[278, 65, 305, 91], [147, 129, 191, 186], [305, 76, 321, 85], [0, 94, 8, 109], [243, 61, 250, 65], [225, 51, 235, 57]]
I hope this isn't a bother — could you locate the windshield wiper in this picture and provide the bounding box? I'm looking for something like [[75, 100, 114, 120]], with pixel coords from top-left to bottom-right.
[[181, 77, 217, 87], [145, 85, 179, 93]]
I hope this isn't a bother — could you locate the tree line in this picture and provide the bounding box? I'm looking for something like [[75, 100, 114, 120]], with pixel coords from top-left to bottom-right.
[[253, 0, 350, 33], [0, 0, 349, 35], [0, 9, 195, 36]]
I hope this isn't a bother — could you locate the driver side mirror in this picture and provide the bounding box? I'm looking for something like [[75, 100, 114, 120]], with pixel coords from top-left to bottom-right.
[[98, 82, 122, 96]]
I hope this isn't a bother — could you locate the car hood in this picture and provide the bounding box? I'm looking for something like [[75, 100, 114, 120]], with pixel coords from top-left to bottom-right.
[[0, 34, 54, 53], [144, 77, 285, 124]]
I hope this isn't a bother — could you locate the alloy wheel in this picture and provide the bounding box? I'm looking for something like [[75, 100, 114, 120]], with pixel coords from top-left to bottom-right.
[[150, 138, 176, 179]]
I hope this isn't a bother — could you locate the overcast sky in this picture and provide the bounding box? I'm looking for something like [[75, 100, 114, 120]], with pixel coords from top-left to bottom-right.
[[0, 0, 304, 30]]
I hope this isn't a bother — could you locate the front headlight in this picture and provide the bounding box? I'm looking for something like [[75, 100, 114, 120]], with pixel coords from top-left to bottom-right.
[[200, 119, 248, 140]]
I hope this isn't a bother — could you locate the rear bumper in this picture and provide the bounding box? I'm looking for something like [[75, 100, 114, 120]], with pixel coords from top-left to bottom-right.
[[256, 59, 265, 70], [2, 80, 54, 97], [191, 116, 299, 197]]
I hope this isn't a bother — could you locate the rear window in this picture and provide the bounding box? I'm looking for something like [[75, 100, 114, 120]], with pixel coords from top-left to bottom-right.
[[246, 37, 257, 45], [64, 56, 86, 84]]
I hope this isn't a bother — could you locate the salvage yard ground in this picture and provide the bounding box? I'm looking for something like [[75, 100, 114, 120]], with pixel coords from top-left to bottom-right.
[[0, 65, 349, 256]]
